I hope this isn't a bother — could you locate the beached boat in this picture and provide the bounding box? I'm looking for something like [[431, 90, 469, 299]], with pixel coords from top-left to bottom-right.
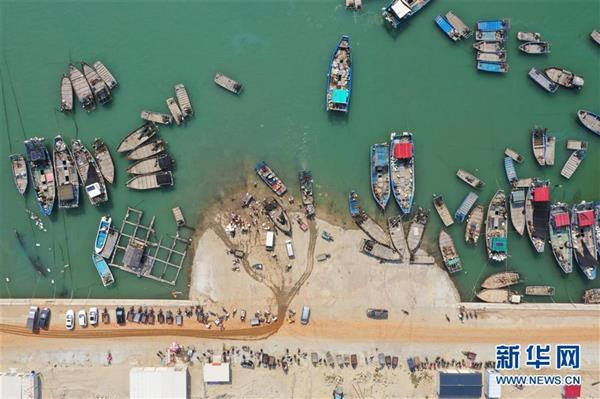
[[577, 110, 600, 136], [477, 289, 520, 304], [504, 156, 518, 185], [544, 67, 584, 89], [566, 140, 588, 151], [166, 98, 183, 125], [390, 132, 414, 215], [82, 62, 111, 104], [504, 148, 523, 163], [126, 171, 174, 191], [91, 254, 115, 287], [349, 191, 393, 247], [435, 15, 460, 41], [472, 41, 502, 52], [485, 190, 508, 262], [560, 150, 585, 179], [116, 123, 159, 153], [127, 153, 174, 175], [141, 110, 173, 125], [592, 30, 600, 46], [326, 36, 352, 113], [519, 41, 550, 54], [549, 203, 573, 274], [525, 179, 550, 253], [455, 192, 478, 223], [571, 202, 598, 280], [370, 142, 390, 211], [256, 161, 287, 196], [531, 126, 548, 165], [525, 286, 555, 296], [299, 170, 315, 218], [433, 195, 454, 227], [9, 154, 28, 195], [475, 30, 506, 42], [100, 227, 118, 259], [53, 136, 79, 209], [477, 61, 509, 74], [456, 169, 484, 189], [445, 11, 472, 39], [481, 271, 520, 289], [439, 229, 462, 274], [24, 138, 55, 216], [528, 68, 558, 93], [388, 216, 408, 258], [596, 202, 600, 259], [509, 188, 526, 236], [92, 138, 115, 184], [263, 198, 292, 236], [477, 19, 510, 32], [95, 216, 111, 254], [360, 239, 400, 262], [68, 64, 94, 111], [92, 61, 118, 89], [465, 204, 484, 245], [583, 288, 600, 304], [476, 51, 506, 63], [71, 139, 108, 206], [125, 140, 166, 161], [382, 0, 431, 29], [517, 32, 541, 41], [407, 207, 428, 255], [214, 73, 242, 94], [60, 75, 73, 112], [175, 84, 193, 118]]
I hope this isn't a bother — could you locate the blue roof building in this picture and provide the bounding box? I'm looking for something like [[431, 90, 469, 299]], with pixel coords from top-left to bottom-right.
[[438, 371, 483, 398]]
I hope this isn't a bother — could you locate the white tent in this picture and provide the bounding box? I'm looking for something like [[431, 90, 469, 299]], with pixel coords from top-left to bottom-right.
[[203, 356, 231, 384], [129, 367, 187, 399], [0, 372, 40, 399]]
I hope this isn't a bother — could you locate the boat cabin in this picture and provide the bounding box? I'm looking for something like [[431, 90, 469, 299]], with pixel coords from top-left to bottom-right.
[[85, 183, 103, 199]]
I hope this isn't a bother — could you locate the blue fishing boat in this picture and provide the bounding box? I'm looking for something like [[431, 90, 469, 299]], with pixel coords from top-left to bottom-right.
[[326, 36, 352, 113], [577, 110, 600, 136], [92, 254, 115, 287], [477, 61, 509, 74], [434, 15, 459, 41], [477, 19, 510, 32], [348, 190, 362, 218], [571, 202, 598, 280], [455, 192, 478, 223], [390, 132, 414, 215], [382, 0, 432, 29], [370, 143, 391, 211], [94, 216, 111, 254], [504, 156, 518, 185], [24, 137, 56, 216]]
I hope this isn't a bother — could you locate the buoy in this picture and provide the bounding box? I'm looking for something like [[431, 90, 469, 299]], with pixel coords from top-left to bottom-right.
[[5, 277, 10, 282]]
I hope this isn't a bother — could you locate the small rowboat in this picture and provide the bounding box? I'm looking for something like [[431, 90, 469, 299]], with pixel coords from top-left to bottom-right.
[[525, 286, 555, 296], [126, 171, 174, 190], [476, 51, 506, 63], [95, 216, 111, 254], [116, 123, 158, 153], [166, 98, 183, 125], [519, 41, 550, 55], [214, 73, 243, 94], [127, 153, 174, 175], [125, 140, 166, 161], [175, 84, 193, 118], [504, 148, 523, 163], [481, 271, 520, 289], [477, 289, 520, 304], [92, 254, 115, 287], [517, 32, 541, 41], [591, 30, 600, 46], [256, 161, 287, 196], [472, 41, 502, 52], [433, 195, 454, 227], [9, 154, 28, 195], [92, 138, 115, 184], [60, 75, 73, 112], [528, 68, 558, 93], [577, 110, 600, 136], [544, 67, 584, 89], [439, 228, 462, 274], [456, 169, 484, 189], [477, 61, 509, 73]]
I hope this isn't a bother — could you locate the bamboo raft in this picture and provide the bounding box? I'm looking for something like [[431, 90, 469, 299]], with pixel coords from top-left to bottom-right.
[[117, 123, 159, 153], [525, 286, 555, 296], [92, 138, 115, 184], [83, 62, 111, 104], [566, 140, 587, 151], [481, 271, 520, 289], [407, 207, 428, 255], [465, 204, 484, 245], [126, 140, 166, 161], [126, 171, 174, 190], [360, 239, 400, 262], [141, 110, 173, 125], [175, 84, 193, 118], [433, 195, 454, 227], [560, 150, 585, 179], [388, 216, 409, 262], [214, 73, 243, 94], [93, 61, 118, 89], [9, 154, 28, 195], [60, 75, 73, 112], [127, 153, 174, 175], [68, 63, 95, 111], [439, 229, 462, 274], [166, 98, 183, 125], [456, 169, 484, 189]]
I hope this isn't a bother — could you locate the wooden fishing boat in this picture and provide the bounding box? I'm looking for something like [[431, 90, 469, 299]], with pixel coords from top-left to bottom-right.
[[93, 61, 118, 89], [214, 73, 242, 94], [24, 138, 55, 216], [592, 30, 600, 46], [504, 156, 518, 186], [475, 30, 506, 42], [127, 153, 174, 175], [560, 150, 585, 179], [472, 41, 502, 52], [126, 171, 174, 190], [382, 0, 431, 29], [545, 136, 555, 166], [477, 289, 520, 304], [577, 110, 600, 136], [456, 169, 484, 189], [528, 68, 558, 93], [544, 67, 584, 89], [95, 216, 111, 254], [68, 64, 94, 111], [141, 110, 173, 125], [481, 271, 520, 289], [348, 191, 393, 247], [476, 51, 506, 63], [92, 138, 115, 184], [82, 62, 111, 104], [370, 142, 390, 211], [166, 98, 183, 125], [263, 198, 292, 236], [571, 202, 598, 280], [326, 35, 352, 112], [71, 139, 108, 206], [525, 286, 555, 296], [91, 254, 115, 287], [9, 154, 28, 195], [465, 204, 484, 245], [517, 32, 541, 41], [525, 179, 550, 253], [53, 135, 79, 209], [256, 161, 287, 196], [360, 239, 400, 262], [519, 41, 550, 54], [477, 19, 510, 32], [531, 126, 548, 165], [433, 195, 454, 227], [485, 190, 508, 262], [100, 227, 119, 259], [390, 132, 414, 215], [60, 75, 73, 112], [509, 188, 526, 236], [407, 207, 428, 255], [435, 15, 460, 41], [549, 203, 573, 274], [445, 11, 472, 39], [174, 84, 193, 118], [116, 123, 159, 153], [566, 140, 587, 151], [477, 61, 509, 73], [455, 192, 478, 223], [439, 229, 462, 274], [125, 140, 166, 161], [504, 148, 523, 163], [388, 216, 409, 259], [298, 170, 315, 218], [583, 288, 600, 304]]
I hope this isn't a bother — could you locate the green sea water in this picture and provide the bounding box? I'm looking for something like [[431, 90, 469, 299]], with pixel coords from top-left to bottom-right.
[[0, 0, 599, 301]]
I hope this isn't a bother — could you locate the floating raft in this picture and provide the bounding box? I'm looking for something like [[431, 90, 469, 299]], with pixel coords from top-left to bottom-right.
[[175, 84, 193, 118], [481, 271, 520, 289], [525, 286, 555, 296], [456, 169, 484, 189], [166, 98, 183, 125], [214, 73, 242, 94], [126, 140, 166, 161], [360, 239, 400, 262], [504, 147, 523, 163], [141, 110, 173, 125], [528, 68, 558, 93], [566, 140, 587, 151], [126, 171, 174, 190], [93, 61, 118, 89], [445, 11, 472, 39], [127, 153, 174, 175], [560, 150, 585, 179], [455, 192, 478, 223], [433, 195, 454, 227], [117, 123, 159, 153]]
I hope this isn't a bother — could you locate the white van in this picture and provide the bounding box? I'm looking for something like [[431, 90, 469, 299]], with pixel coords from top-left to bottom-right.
[[285, 240, 294, 259], [300, 306, 310, 325], [265, 231, 275, 251]]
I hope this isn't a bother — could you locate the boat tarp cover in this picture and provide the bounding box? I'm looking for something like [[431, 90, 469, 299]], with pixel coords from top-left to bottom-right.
[[478, 62, 503, 72], [491, 237, 507, 252], [512, 190, 525, 202], [394, 143, 413, 159], [553, 212, 570, 228], [435, 16, 453, 34], [331, 89, 349, 104], [578, 210, 595, 227], [391, 1, 411, 18], [533, 186, 550, 202], [156, 172, 173, 186]]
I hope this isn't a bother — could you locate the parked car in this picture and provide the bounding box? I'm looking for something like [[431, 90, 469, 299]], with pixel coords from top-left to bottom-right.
[[77, 310, 87, 327], [115, 307, 125, 324], [38, 308, 51, 329], [89, 307, 98, 326], [300, 306, 311, 325], [366, 308, 389, 320], [25, 306, 39, 332], [65, 309, 75, 330]]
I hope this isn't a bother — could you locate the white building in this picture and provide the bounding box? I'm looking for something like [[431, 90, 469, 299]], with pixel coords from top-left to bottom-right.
[[0, 371, 40, 399], [129, 367, 188, 399], [203, 355, 231, 384]]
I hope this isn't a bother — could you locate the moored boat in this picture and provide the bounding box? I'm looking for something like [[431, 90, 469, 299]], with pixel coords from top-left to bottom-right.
[[349, 190, 361, 218], [93, 61, 118, 89], [475, 30, 506, 42], [407, 207, 428, 255], [504, 156, 518, 185], [92, 138, 115, 184], [141, 110, 173, 125], [214, 73, 243, 94], [116, 123, 159, 153], [545, 135, 555, 166], [91, 254, 115, 287], [531, 126, 548, 165], [504, 147, 523, 163], [485, 190, 508, 262], [263, 197, 292, 236], [298, 170, 315, 218], [71, 139, 108, 206], [481, 271, 520, 289], [370, 142, 390, 211], [9, 154, 28, 195], [127, 153, 174, 175], [125, 140, 166, 161], [166, 98, 183, 125], [525, 286, 555, 296], [566, 140, 588, 151], [326, 36, 352, 112], [349, 191, 393, 247], [477, 61, 509, 73], [445, 11, 472, 39], [477, 19, 510, 32], [53, 135, 79, 209], [456, 169, 484, 189], [583, 288, 600, 304], [68, 64, 94, 111], [549, 203, 573, 274], [439, 229, 462, 274], [256, 161, 287, 196], [24, 138, 55, 216], [477, 289, 520, 304], [82, 62, 111, 104], [434, 15, 460, 41], [509, 188, 526, 236], [517, 31, 541, 41], [390, 132, 414, 215], [544, 67, 584, 89], [95, 216, 111, 254], [382, 0, 432, 29], [560, 150, 585, 179], [455, 192, 478, 223], [175, 84, 193, 118], [525, 179, 551, 253], [60, 75, 73, 112], [465, 204, 484, 245], [360, 239, 400, 262], [571, 202, 598, 280], [100, 227, 119, 259], [577, 110, 600, 136], [126, 171, 174, 190], [472, 41, 503, 52], [433, 195, 454, 227], [591, 30, 600, 46], [476, 51, 506, 63], [528, 68, 558, 93], [388, 216, 409, 259], [519, 41, 550, 54]]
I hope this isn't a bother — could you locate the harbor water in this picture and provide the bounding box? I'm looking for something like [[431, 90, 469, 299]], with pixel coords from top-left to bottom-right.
[[0, 0, 598, 301]]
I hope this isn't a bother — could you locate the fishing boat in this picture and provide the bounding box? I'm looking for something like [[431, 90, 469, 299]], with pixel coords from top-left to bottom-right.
[[571, 202, 598, 280], [71, 139, 108, 206], [60, 75, 73, 112], [407, 207, 428, 255], [525, 179, 550, 253], [545, 135, 555, 166], [141, 110, 173, 125], [439, 229, 462, 274], [389, 132, 414, 215], [388, 216, 409, 258], [92, 138, 115, 184], [504, 148, 523, 163], [583, 288, 600, 304], [592, 30, 600, 46], [510, 188, 526, 236], [485, 190, 508, 262], [127, 153, 174, 175], [477, 19, 510, 32], [348, 191, 393, 247], [82, 62, 111, 104], [360, 239, 400, 262], [477, 61, 509, 74], [560, 150, 585, 179], [175, 84, 193, 118], [95, 216, 111, 254], [256, 161, 287, 196], [481, 271, 520, 289], [472, 41, 502, 52], [116, 123, 159, 153], [434, 15, 460, 41], [325, 36, 352, 113], [166, 98, 183, 125], [91, 254, 115, 287], [348, 190, 361, 218], [528, 68, 558, 93], [566, 140, 588, 151], [382, 0, 432, 29], [370, 142, 390, 211], [24, 138, 55, 216], [517, 32, 541, 41], [519, 41, 550, 54], [504, 156, 518, 185], [544, 67, 584, 89], [477, 289, 520, 304], [456, 169, 483, 189], [298, 170, 315, 218], [263, 198, 292, 236], [455, 192, 478, 223], [525, 286, 555, 296], [577, 110, 600, 136], [476, 51, 506, 63], [214, 73, 243, 94], [9, 154, 28, 195], [100, 227, 119, 259], [465, 204, 484, 245], [433, 195, 454, 227], [93, 61, 118, 89], [549, 203, 573, 274], [126, 171, 174, 190], [531, 126, 548, 165], [475, 30, 506, 42], [125, 140, 166, 161], [53, 136, 79, 209], [68, 63, 94, 111], [445, 11, 472, 39]]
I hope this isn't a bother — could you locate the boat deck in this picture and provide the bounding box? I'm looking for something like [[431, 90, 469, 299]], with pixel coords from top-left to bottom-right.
[[560, 150, 585, 179], [214, 73, 242, 94], [445, 11, 472, 39], [175, 84, 193, 118]]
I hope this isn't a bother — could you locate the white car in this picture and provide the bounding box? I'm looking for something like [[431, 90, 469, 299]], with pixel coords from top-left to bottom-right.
[[89, 307, 98, 326], [65, 309, 75, 330], [77, 310, 87, 327]]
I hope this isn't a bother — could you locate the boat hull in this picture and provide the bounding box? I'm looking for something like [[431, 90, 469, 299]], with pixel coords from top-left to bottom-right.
[[370, 143, 390, 211], [548, 203, 573, 274], [390, 132, 414, 215], [326, 36, 352, 112], [24, 138, 56, 216], [485, 190, 508, 262], [577, 110, 600, 136]]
